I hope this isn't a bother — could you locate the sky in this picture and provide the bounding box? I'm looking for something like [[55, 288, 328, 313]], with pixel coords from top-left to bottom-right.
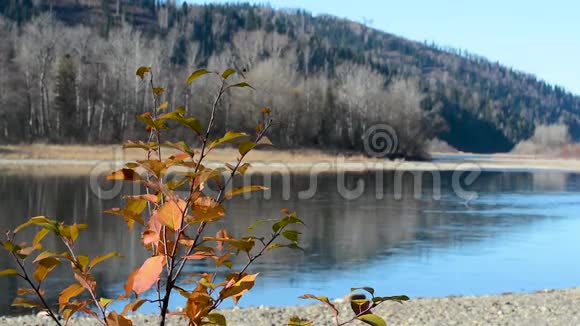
[[185, 0, 580, 94]]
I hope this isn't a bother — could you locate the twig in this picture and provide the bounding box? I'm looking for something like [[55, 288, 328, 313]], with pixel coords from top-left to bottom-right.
[[11, 253, 62, 326], [158, 76, 226, 326], [61, 238, 108, 325]]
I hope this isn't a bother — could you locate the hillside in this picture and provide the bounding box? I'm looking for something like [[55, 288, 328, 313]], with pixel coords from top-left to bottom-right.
[[1, 0, 579, 155]]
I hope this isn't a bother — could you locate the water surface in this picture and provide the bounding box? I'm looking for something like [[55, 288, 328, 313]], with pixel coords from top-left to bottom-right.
[[0, 169, 579, 315]]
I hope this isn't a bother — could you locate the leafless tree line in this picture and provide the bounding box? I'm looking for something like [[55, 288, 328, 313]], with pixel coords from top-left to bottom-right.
[[0, 14, 433, 158], [512, 123, 572, 155]]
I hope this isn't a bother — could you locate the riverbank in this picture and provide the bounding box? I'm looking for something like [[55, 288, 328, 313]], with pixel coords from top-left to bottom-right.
[[2, 288, 580, 325], [1, 144, 580, 174]]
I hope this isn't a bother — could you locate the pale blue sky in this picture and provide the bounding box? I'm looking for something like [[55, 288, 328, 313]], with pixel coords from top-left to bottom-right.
[[186, 0, 580, 94]]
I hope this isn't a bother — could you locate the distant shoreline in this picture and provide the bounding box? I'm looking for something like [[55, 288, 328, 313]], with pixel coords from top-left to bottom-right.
[[1, 144, 580, 174], [2, 287, 580, 325]]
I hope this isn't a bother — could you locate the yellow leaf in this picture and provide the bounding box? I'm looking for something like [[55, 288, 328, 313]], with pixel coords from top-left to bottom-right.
[[33, 250, 63, 263], [33, 257, 60, 283], [238, 141, 256, 156], [186, 69, 212, 84], [136, 66, 151, 80], [157, 101, 169, 111], [32, 228, 50, 250], [206, 312, 227, 326], [0, 269, 19, 276], [238, 163, 251, 174], [89, 252, 122, 270], [14, 216, 57, 233], [209, 131, 248, 150], [137, 160, 167, 178], [99, 297, 113, 307], [76, 255, 90, 272], [288, 316, 314, 326], [156, 200, 186, 231], [59, 223, 88, 242], [224, 185, 267, 199], [11, 297, 44, 309], [221, 68, 236, 80], [356, 314, 387, 326]]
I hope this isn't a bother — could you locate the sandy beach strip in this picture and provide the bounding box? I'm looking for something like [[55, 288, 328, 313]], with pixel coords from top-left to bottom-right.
[[1, 145, 580, 175], [2, 288, 580, 325]]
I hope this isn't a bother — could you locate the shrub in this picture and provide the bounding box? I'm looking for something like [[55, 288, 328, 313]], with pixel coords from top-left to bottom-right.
[[0, 67, 407, 326], [512, 123, 571, 154]]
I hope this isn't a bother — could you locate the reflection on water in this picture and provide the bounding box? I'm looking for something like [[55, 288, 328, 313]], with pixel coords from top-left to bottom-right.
[[0, 170, 579, 315]]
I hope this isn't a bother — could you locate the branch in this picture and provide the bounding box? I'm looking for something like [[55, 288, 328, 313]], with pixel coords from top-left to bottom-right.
[[61, 238, 108, 325], [159, 76, 226, 326], [11, 253, 62, 326]]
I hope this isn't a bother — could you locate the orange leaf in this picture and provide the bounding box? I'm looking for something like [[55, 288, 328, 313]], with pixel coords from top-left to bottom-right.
[[125, 194, 159, 204], [299, 294, 339, 316], [74, 273, 96, 291], [107, 168, 141, 181], [257, 136, 273, 146], [107, 311, 133, 326], [17, 287, 43, 296], [125, 268, 139, 297], [224, 185, 267, 199], [156, 200, 186, 231], [132, 256, 166, 295], [142, 230, 159, 246], [121, 298, 148, 316], [190, 197, 225, 223], [219, 273, 259, 305], [215, 229, 228, 252], [59, 284, 85, 312], [142, 211, 163, 246], [183, 251, 216, 260]]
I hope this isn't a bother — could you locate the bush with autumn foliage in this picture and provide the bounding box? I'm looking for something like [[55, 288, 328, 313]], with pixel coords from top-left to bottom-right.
[[0, 67, 407, 326]]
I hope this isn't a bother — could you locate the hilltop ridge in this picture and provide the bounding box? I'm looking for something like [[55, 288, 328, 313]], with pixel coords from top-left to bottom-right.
[[1, 0, 579, 154]]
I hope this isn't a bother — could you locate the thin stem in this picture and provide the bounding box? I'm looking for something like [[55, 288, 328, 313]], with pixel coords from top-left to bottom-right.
[[149, 71, 162, 162], [158, 78, 272, 326], [210, 227, 280, 311], [61, 238, 108, 324], [12, 253, 62, 326], [337, 303, 376, 326], [159, 78, 226, 326]]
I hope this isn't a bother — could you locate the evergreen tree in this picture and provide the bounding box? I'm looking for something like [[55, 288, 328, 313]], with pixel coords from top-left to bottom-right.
[[54, 54, 78, 141]]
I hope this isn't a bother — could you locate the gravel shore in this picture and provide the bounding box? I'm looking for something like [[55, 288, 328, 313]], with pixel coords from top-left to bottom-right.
[[2, 288, 580, 325]]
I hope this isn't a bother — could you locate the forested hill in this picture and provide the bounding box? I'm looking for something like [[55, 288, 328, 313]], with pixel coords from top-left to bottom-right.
[[1, 0, 579, 155]]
